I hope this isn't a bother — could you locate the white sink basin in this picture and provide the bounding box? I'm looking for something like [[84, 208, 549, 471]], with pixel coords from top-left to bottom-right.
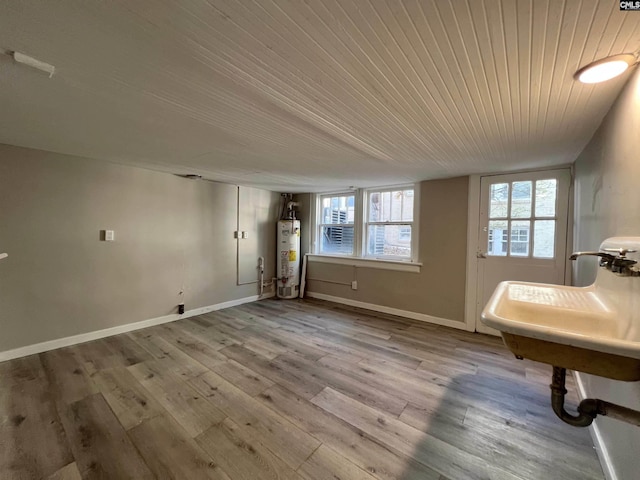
[[481, 237, 640, 381]]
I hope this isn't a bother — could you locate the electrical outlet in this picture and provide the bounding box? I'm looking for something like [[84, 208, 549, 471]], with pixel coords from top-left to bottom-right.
[[351, 280, 358, 290]]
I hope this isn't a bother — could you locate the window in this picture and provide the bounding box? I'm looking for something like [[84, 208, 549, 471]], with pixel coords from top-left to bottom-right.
[[318, 193, 355, 255], [487, 178, 558, 259], [314, 185, 417, 262], [365, 188, 414, 259]]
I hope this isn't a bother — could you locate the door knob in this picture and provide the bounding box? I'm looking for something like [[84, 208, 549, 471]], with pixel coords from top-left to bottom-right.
[[477, 252, 487, 259]]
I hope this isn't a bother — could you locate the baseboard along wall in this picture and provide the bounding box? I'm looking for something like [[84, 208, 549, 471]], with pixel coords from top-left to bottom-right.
[[305, 291, 472, 332], [0, 292, 274, 363]]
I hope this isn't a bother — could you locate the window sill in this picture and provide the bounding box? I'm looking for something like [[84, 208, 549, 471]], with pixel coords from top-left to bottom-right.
[[307, 254, 422, 273]]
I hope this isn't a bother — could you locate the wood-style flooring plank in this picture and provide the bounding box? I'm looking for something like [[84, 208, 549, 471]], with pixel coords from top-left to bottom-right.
[[46, 462, 82, 480], [188, 371, 321, 470], [220, 344, 325, 399], [256, 385, 441, 480], [209, 359, 275, 397], [0, 354, 47, 387], [128, 414, 231, 479], [76, 335, 153, 375], [60, 393, 154, 479], [196, 417, 303, 480], [312, 330, 421, 369], [156, 323, 228, 369], [276, 353, 407, 416], [128, 361, 225, 437], [0, 369, 73, 479], [242, 325, 328, 361], [298, 444, 378, 480], [40, 347, 99, 406], [311, 387, 517, 480], [270, 327, 365, 363], [128, 331, 208, 379], [91, 366, 165, 430], [461, 406, 603, 480]]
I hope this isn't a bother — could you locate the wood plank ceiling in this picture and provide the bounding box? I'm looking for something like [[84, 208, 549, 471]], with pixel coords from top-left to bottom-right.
[[1, 0, 639, 192]]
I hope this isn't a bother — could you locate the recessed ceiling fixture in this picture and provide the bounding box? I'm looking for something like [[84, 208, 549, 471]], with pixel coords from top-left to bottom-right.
[[574, 54, 638, 84]]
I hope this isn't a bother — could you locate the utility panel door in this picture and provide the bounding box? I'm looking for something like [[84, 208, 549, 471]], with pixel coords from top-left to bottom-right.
[[237, 186, 274, 285]]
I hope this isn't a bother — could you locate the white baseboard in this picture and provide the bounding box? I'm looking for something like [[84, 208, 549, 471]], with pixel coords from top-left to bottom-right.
[[305, 291, 470, 331], [574, 372, 616, 480], [0, 292, 274, 363]]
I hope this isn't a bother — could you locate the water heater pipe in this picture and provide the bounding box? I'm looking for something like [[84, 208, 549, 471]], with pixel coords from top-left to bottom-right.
[[259, 256, 264, 296]]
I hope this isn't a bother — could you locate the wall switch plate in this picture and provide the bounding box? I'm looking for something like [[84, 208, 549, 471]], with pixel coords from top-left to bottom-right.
[[351, 280, 358, 290], [105, 230, 115, 241], [234, 231, 239, 239], [242, 231, 249, 239]]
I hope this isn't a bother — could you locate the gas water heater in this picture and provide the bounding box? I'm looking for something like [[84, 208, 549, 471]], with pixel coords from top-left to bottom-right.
[[277, 219, 301, 299]]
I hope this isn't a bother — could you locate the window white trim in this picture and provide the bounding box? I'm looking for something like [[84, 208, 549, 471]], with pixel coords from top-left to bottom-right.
[[307, 254, 422, 273], [311, 183, 419, 264]]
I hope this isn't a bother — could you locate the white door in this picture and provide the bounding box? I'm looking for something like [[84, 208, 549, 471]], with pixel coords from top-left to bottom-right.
[[475, 169, 571, 335]]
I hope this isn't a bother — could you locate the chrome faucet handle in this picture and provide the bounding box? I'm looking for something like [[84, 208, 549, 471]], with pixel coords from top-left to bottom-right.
[[603, 248, 637, 257], [569, 251, 616, 262], [570, 250, 639, 276]]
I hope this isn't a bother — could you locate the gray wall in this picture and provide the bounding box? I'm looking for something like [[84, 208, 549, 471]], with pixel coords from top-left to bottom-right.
[[0, 144, 279, 352], [303, 176, 469, 323], [573, 69, 640, 479]]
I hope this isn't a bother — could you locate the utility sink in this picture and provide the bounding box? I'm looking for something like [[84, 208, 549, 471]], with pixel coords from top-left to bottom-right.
[[482, 237, 640, 381]]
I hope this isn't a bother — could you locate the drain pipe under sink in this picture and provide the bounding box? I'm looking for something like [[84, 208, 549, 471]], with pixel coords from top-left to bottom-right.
[[550, 366, 640, 427]]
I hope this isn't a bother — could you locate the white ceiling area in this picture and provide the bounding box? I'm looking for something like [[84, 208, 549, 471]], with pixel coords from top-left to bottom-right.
[[1, 1, 639, 192]]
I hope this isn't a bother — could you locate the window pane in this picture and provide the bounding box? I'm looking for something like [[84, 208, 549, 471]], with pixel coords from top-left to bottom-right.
[[402, 189, 414, 221], [534, 220, 555, 258], [369, 189, 414, 222], [391, 191, 402, 221], [367, 225, 411, 258], [322, 195, 355, 224], [320, 226, 354, 255], [488, 220, 508, 256], [535, 179, 557, 217], [489, 183, 509, 218], [369, 192, 382, 222], [510, 181, 532, 218], [382, 191, 391, 222], [510, 220, 530, 257]]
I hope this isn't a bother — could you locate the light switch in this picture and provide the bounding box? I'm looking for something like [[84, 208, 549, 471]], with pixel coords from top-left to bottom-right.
[[105, 230, 115, 241], [242, 231, 249, 239]]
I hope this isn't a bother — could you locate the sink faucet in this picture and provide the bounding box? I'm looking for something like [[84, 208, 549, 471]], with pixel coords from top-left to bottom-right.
[[569, 251, 616, 264], [570, 250, 639, 276]]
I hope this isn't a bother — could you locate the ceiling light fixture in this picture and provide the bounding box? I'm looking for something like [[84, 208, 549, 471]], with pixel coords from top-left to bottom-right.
[[574, 54, 638, 84]]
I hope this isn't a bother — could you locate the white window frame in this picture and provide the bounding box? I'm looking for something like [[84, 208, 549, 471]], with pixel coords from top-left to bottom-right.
[[363, 186, 417, 261], [310, 184, 420, 271], [316, 191, 357, 256]]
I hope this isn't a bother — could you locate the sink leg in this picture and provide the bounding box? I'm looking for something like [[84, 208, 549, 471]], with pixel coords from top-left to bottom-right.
[[550, 366, 640, 427]]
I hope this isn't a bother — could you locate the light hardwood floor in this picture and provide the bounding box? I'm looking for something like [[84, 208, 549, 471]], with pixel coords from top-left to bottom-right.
[[0, 298, 603, 480]]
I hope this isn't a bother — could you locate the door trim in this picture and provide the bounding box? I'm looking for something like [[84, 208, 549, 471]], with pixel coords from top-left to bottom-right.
[[464, 166, 573, 333], [464, 174, 481, 332]]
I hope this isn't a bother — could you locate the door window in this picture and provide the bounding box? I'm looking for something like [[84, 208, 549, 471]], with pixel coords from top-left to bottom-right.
[[487, 179, 558, 259]]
